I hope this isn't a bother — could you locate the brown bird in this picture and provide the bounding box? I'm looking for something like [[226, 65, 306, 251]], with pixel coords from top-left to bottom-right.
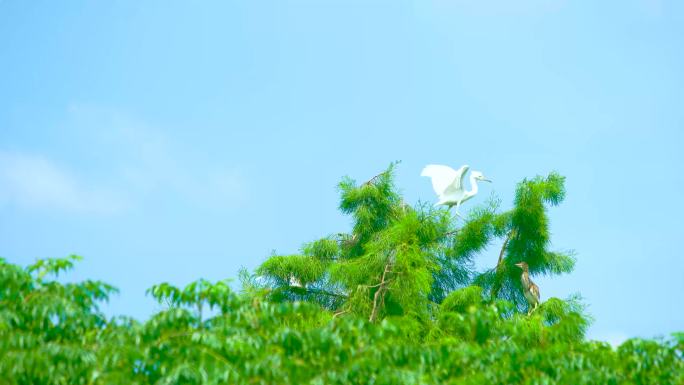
[[514, 262, 540, 314]]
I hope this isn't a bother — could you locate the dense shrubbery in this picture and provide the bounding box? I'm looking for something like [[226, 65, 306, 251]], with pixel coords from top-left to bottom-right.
[[1, 165, 682, 384]]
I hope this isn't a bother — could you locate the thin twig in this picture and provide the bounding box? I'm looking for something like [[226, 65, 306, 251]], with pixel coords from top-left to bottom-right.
[[369, 257, 394, 323], [364, 170, 390, 186], [496, 231, 514, 269], [333, 309, 350, 318], [445, 229, 460, 237], [491, 230, 515, 300]]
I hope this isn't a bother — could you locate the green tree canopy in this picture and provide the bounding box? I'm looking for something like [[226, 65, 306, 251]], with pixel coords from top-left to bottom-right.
[[1, 164, 682, 384], [256, 164, 574, 317]]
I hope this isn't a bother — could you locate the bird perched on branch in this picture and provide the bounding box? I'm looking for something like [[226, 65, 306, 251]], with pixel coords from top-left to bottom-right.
[[289, 275, 303, 288], [514, 262, 540, 315], [421, 164, 491, 217]]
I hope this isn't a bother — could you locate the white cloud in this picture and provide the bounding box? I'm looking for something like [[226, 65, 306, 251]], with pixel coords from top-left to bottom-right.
[[1, 104, 250, 214], [0, 151, 127, 214], [65, 103, 250, 211]]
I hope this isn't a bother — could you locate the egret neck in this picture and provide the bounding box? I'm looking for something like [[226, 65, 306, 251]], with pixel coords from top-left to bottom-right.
[[468, 173, 480, 198]]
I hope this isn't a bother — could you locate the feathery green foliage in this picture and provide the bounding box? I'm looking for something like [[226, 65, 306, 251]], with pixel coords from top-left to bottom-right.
[[1, 165, 681, 384]]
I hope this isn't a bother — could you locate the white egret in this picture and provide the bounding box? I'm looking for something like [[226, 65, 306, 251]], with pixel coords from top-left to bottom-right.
[[421, 164, 491, 216]]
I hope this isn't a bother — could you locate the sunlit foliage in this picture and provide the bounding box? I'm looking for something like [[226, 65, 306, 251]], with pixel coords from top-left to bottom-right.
[[1, 165, 681, 384]]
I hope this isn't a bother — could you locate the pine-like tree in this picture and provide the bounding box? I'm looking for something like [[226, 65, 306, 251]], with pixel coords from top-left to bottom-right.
[[255, 163, 574, 321]]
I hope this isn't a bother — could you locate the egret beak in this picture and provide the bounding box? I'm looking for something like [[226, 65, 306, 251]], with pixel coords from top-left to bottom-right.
[[514, 262, 523, 268], [483, 178, 492, 183]]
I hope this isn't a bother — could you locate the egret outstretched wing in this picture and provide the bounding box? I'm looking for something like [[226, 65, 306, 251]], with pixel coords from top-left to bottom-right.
[[421, 164, 469, 196]]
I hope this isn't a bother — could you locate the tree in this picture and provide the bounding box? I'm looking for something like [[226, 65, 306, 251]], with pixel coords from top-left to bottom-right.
[[0, 164, 682, 384], [256, 164, 574, 319], [0, 255, 116, 385]]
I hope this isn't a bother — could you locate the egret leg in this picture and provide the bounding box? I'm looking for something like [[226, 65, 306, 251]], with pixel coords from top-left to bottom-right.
[[453, 201, 464, 220], [447, 203, 464, 220]]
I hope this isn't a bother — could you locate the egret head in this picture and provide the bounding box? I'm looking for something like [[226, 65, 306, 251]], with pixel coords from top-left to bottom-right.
[[514, 261, 529, 271], [471, 171, 492, 183]]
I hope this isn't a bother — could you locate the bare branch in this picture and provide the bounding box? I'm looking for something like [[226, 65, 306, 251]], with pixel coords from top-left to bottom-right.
[[445, 229, 461, 237], [491, 230, 515, 300], [333, 309, 350, 318], [369, 256, 394, 323], [364, 170, 390, 186]]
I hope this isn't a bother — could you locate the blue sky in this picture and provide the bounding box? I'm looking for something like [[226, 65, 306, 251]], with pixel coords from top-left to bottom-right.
[[1, 0, 682, 345]]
